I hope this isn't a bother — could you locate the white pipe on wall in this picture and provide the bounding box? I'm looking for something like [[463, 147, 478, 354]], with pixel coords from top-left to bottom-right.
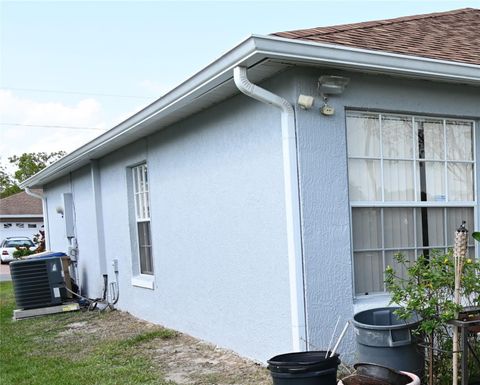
[[90, 160, 107, 275], [233, 66, 307, 351]]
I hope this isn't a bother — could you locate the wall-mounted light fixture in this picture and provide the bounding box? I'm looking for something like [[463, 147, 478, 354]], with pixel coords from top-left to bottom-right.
[[318, 75, 349, 95], [56, 206, 64, 217], [318, 75, 349, 116], [297, 94, 315, 110]]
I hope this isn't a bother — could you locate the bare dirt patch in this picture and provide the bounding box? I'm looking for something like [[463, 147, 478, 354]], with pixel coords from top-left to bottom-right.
[[55, 309, 273, 385], [148, 334, 272, 385]]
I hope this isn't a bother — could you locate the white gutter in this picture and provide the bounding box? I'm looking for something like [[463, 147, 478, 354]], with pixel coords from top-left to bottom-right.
[[20, 35, 480, 190], [24, 188, 50, 249], [233, 66, 307, 351], [253, 34, 480, 84], [23, 187, 43, 201], [18, 37, 260, 190]]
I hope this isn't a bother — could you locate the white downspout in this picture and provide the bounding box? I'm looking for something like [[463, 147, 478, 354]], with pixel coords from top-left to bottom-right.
[[24, 187, 50, 250], [91, 160, 107, 275], [233, 66, 307, 351]]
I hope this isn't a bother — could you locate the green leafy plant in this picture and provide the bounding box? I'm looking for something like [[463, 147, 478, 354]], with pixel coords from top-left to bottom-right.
[[385, 250, 480, 385], [12, 246, 35, 259], [472, 231, 480, 243], [1, 151, 66, 198]]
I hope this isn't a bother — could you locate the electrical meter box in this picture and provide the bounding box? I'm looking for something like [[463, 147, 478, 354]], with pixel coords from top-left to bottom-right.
[[62, 193, 75, 238]]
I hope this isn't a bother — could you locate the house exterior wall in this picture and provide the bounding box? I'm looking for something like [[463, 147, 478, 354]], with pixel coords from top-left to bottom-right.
[[70, 165, 104, 296], [42, 66, 480, 363], [44, 175, 71, 252], [44, 74, 297, 362], [293, 67, 480, 358]]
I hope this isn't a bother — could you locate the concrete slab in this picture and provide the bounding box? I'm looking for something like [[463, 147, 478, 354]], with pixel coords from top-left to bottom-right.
[[13, 302, 80, 320], [0, 274, 11, 282], [0, 263, 11, 281]]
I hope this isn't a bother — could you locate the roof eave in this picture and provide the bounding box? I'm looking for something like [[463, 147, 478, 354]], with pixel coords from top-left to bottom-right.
[[20, 35, 480, 189], [254, 35, 480, 83]]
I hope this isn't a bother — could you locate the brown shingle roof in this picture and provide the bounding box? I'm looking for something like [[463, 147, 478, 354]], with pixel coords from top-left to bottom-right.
[[0, 190, 43, 216], [273, 8, 480, 65]]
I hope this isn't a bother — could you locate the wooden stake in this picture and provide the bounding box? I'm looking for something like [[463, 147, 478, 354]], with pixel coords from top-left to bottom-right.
[[452, 222, 468, 385]]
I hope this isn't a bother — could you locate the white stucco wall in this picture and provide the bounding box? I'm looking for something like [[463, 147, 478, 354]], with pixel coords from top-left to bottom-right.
[[43, 66, 480, 364], [70, 166, 104, 296], [294, 68, 480, 359], [44, 74, 296, 362], [44, 175, 71, 252]]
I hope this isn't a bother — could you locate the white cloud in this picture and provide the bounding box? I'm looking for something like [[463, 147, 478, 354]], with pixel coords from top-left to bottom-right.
[[110, 103, 148, 128], [138, 79, 172, 96], [0, 90, 106, 162]]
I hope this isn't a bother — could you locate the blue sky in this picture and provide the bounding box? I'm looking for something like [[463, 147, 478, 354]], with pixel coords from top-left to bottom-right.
[[1, 0, 479, 164]]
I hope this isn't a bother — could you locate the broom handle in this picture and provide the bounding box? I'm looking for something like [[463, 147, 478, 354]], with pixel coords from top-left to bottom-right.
[[329, 321, 350, 358]]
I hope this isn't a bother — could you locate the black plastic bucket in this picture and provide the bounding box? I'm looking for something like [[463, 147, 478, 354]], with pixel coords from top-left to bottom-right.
[[267, 351, 340, 385]]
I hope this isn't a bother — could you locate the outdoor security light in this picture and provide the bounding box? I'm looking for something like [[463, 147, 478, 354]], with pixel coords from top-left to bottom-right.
[[317, 75, 350, 116], [318, 75, 349, 95], [56, 206, 64, 217]]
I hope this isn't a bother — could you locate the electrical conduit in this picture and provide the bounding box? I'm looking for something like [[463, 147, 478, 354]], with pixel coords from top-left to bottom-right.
[[233, 66, 307, 351]]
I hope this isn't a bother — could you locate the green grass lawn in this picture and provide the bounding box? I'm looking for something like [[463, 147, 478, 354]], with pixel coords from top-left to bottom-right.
[[0, 281, 175, 385]]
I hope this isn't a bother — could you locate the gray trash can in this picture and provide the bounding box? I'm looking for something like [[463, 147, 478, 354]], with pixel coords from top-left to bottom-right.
[[353, 307, 424, 376]]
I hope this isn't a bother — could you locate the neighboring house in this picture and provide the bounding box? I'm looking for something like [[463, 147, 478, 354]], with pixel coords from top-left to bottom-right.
[[0, 190, 44, 240], [19, 9, 480, 362]]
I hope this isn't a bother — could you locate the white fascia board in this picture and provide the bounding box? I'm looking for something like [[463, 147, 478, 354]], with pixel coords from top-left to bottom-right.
[[0, 214, 44, 219], [253, 34, 480, 84], [19, 36, 260, 189], [20, 35, 480, 189]]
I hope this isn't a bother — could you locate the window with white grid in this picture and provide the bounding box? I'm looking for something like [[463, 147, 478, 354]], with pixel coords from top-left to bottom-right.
[[347, 111, 476, 296], [132, 163, 153, 275]]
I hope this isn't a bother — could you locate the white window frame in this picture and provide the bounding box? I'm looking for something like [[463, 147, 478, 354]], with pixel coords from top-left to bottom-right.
[[347, 111, 477, 297], [131, 163, 154, 287]]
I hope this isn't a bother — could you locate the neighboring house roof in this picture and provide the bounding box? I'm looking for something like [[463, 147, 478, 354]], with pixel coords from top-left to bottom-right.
[[273, 8, 480, 65], [0, 190, 43, 217], [20, 8, 480, 189]]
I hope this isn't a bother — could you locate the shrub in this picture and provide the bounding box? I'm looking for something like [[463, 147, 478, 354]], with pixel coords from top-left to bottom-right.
[[12, 246, 35, 259], [385, 250, 480, 385]]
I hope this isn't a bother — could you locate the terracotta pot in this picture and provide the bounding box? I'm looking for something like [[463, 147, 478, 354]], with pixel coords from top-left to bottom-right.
[[337, 371, 420, 385], [400, 371, 421, 385]]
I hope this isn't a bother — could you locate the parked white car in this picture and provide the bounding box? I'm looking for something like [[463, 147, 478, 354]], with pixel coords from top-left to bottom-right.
[[0, 237, 36, 263]]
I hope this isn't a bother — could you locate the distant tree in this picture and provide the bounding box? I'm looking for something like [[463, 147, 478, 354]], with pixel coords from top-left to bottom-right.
[[9, 151, 66, 183], [0, 164, 21, 198], [0, 164, 12, 188], [0, 151, 66, 198]]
